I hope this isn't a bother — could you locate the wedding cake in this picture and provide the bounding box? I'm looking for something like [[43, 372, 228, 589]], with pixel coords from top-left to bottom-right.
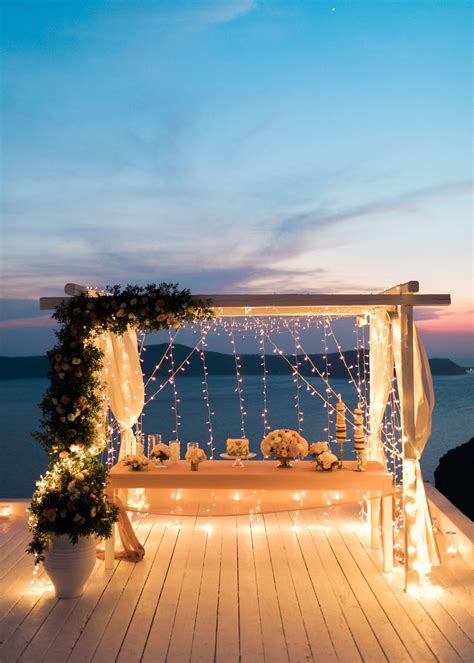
[[226, 438, 250, 457]]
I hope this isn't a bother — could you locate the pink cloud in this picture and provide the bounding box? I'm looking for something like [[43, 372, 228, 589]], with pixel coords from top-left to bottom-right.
[[0, 315, 56, 330]]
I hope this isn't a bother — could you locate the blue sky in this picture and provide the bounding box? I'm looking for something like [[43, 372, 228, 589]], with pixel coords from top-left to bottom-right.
[[0, 0, 472, 359]]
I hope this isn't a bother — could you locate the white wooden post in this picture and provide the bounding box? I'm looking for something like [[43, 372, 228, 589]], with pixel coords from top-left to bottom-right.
[[399, 304, 418, 590]]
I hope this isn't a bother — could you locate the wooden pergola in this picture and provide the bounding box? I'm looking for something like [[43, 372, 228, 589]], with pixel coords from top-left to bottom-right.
[[40, 280, 451, 588]]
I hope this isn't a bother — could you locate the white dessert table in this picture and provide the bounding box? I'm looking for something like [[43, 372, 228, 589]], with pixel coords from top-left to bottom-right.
[[105, 459, 394, 572]]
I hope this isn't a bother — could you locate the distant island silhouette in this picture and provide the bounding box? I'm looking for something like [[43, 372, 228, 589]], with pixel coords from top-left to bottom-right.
[[0, 344, 468, 380]]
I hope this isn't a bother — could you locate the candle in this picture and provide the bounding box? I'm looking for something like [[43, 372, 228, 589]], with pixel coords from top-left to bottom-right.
[[445, 530, 457, 556], [0, 504, 12, 519], [169, 440, 180, 464]]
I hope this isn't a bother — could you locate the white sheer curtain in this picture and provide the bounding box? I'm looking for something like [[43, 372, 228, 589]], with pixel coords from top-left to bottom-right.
[[392, 319, 440, 568], [368, 309, 393, 466], [95, 327, 145, 459]]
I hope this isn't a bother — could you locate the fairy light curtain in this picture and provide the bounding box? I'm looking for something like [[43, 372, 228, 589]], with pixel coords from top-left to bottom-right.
[[100, 309, 438, 575], [96, 327, 145, 458]]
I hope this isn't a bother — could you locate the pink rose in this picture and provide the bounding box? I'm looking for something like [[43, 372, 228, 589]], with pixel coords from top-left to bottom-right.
[[43, 508, 57, 522]]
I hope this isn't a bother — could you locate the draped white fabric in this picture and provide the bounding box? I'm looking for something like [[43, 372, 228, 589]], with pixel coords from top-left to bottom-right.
[[392, 318, 440, 568], [95, 328, 145, 458], [368, 309, 392, 466]]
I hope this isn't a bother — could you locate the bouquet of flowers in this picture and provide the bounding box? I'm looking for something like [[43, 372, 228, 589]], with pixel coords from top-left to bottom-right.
[[185, 446, 207, 464], [260, 429, 308, 459], [123, 454, 149, 471], [309, 441, 330, 458], [149, 443, 171, 464], [317, 451, 339, 471]]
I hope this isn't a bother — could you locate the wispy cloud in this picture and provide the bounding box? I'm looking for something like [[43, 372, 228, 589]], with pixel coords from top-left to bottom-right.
[[269, 180, 474, 257], [190, 0, 257, 27], [63, 0, 256, 41]]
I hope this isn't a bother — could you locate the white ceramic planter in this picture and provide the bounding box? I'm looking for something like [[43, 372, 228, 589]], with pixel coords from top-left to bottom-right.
[[43, 534, 96, 599]]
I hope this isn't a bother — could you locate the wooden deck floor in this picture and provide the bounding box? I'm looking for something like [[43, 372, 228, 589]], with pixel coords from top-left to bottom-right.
[[0, 504, 472, 662]]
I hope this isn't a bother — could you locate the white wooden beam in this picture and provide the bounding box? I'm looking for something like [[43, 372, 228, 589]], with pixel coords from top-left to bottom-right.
[[381, 281, 419, 294], [40, 292, 451, 315]]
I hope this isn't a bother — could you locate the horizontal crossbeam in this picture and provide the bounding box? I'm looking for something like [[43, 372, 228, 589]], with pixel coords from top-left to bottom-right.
[[39, 291, 451, 317]]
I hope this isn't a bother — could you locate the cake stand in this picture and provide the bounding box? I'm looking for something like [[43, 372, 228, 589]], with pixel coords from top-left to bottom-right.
[[219, 452, 257, 467]]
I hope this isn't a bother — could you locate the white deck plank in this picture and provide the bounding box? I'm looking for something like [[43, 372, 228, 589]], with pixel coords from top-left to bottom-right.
[[67, 518, 155, 663], [337, 519, 437, 661], [317, 510, 411, 661], [351, 519, 465, 662], [250, 514, 290, 662], [415, 598, 473, 661], [115, 520, 182, 662], [280, 511, 362, 662], [235, 515, 264, 663], [0, 520, 28, 556], [91, 519, 167, 662], [298, 508, 387, 662], [263, 512, 314, 662], [38, 557, 120, 663], [214, 517, 240, 663], [0, 531, 31, 579], [431, 533, 473, 619], [0, 586, 58, 662], [0, 570, 48, 646], [18, 559, 105, 663], [190, 517, 223, 663], [0, 553, 45, 620], [141, 518, 197, 662], [274, 512, 337, 662], [165, 520, 209, 662]]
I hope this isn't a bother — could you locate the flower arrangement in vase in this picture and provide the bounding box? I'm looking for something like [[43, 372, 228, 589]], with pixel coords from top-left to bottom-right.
[[316, 450, 339, 472], [123, 454, 149, 471], [260, 429, 308, 468], [185, 446, 207, 471], [27, 447, 119, 598], [309, 441, 330, 460], [149, 442, 171, 468], [28, 448, 119, 562]]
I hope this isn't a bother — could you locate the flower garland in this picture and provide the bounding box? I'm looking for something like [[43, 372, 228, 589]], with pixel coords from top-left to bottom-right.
[[29, 283, 212, 560], [35, 283, 212, 455]]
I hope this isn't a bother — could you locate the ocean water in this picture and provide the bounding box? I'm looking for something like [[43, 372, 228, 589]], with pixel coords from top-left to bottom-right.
[[1, 375, 473, 498]]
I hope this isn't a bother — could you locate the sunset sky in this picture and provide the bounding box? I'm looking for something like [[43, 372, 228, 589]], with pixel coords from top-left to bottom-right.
[[1, 0, 472, 361]]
